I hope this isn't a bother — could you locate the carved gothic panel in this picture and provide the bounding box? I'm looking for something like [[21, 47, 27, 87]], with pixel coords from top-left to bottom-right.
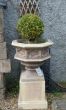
[[27, 49, 41, 59], [16, 48, 27, 59]]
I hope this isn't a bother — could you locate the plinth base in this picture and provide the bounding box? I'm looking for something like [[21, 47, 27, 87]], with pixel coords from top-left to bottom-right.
[[18, 100, 47, 110], [18, 69, 48, 110]]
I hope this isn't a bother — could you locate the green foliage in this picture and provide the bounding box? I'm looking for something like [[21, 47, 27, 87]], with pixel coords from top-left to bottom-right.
[[17, 13, 44, 41], [59, 82, 66, 88], [5, 75, 19, 97], [52, 91, 62, 97]]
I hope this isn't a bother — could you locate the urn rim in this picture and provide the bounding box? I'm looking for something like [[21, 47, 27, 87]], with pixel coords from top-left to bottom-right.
[[12, 39, 53, 49]]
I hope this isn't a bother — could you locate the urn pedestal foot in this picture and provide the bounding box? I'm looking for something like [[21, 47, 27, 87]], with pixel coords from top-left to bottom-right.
[[18, 68, 48, 110]]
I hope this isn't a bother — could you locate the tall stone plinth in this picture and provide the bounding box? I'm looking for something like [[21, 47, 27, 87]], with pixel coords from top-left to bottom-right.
[[12, 40, 53, 110], [0, 6, 11, 100], [18, 68, 47, 110]]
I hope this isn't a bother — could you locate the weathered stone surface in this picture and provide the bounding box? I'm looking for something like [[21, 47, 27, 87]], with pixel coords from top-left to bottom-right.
[[0, 88, 4, 100], [0, 42, 7, 59], [0, 74, 4, 88], [0, 59, 11, 73], [0, 32, 4, 42], [4, 0, 20, 76], [52, 99, 66, 110], [0, 74, 4, 100], [16, 47, 49, 60], [18, 70, 48, 110], [0, 7, 4, 42], [0, 6, 11, 100], [0, 8, 4, 32]]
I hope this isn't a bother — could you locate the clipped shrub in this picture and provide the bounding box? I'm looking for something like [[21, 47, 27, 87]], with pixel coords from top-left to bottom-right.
[[17, 13, 44, 42]]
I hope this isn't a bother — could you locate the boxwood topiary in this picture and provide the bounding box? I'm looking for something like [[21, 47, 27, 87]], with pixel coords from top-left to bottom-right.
[[17, 14, 44, 42]]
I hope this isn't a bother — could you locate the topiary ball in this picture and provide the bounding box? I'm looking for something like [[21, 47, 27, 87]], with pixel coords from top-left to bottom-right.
[[17, 13, 44, 41]]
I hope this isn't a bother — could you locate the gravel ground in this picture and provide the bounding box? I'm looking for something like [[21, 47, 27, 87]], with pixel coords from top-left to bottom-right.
[[0, 95, 51, 110], [0, 96, 18, 110]]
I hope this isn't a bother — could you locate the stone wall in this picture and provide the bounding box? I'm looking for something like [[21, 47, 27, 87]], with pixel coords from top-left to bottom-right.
[[1, 0, 66, 82], [4, 0, 20, 76], [0, 6, 11, 99]]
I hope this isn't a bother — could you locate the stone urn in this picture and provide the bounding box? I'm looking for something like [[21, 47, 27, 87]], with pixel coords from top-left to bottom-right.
[[12, 39, 53, 110]]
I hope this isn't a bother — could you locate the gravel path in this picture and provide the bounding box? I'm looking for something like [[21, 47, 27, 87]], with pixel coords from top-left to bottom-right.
[[0, 96, 18, 110], [0, 95, 51, 110]]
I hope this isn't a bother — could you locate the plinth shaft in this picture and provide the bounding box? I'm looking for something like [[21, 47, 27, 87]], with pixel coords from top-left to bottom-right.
[[18, 68, 48, 110]]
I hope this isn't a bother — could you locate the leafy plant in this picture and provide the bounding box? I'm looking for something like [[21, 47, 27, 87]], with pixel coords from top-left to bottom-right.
[[17, 13, 44, 42], [5, 74, 19, 97]]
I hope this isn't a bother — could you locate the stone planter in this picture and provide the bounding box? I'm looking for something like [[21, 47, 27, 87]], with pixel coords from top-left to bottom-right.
[[12, 39, 53, 110]]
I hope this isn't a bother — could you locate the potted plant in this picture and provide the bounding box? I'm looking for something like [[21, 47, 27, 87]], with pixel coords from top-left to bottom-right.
[[12, 13, 53, 110], [12, 13, 53, 64]]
